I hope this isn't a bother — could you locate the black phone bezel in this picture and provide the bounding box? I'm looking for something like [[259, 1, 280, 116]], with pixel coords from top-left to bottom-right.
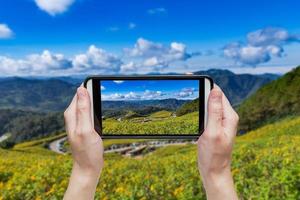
[[84, 75, 213, 139]]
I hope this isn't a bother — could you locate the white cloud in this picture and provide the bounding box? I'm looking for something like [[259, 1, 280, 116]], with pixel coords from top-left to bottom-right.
[[147, 7, 167, 15], [28, 50, 72, 71], [223, 27, 299, 66], [247, 27, 299, 46], [124, 38, 200, 72], [176, 88, 196, 98], [102, 93, 125, 100], [0, 39, 202, 76], [101, 85, 105, 90], [0, 50, 71, 76], [124, 92, 140, 99], [102, 87, 198, 101], [142, 90, 164, 99], [113, 80, 124, 84], [120, 62, 138, 73], [35, 0, 75, 16], [128, 23, 136, 29], [102, 92, 141, 100], [0, 45, 122, 76], [223, 43, 273, 66], [72, 45, 122, 73], [0, 24, 13, 39], [102, 90, 166, 101]]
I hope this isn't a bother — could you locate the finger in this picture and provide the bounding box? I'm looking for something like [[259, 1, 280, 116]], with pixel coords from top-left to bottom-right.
[[222, 92, 239, 139], [64, 93, 77, 134], [76, 86, 93, 134], [205, 86, 223, 137], [214, 84, 235, 119]]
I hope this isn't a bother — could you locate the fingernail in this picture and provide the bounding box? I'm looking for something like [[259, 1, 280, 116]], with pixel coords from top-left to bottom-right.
[[77, 87, 86, 99], [211, 91, 222, 100]]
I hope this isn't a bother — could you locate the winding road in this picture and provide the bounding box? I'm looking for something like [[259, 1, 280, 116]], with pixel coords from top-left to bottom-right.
[[0, 134, 9, 143], [48, 136, 196, 157], [49, 137, 67, 154]]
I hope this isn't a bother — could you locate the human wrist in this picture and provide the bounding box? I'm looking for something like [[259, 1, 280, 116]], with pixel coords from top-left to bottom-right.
[[72, 162, 102, 182], [64, 164, 101, 200], [200, 168, 238, 200]]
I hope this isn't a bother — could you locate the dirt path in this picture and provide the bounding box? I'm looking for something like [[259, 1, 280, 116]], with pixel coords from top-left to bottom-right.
[[0, 134, 9, 143], [48, 136, 196, 157], [48, 137, 67, 154]]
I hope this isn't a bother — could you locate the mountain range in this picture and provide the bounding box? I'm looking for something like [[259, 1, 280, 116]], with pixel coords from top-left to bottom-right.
[[0, 69, 279, 112], [102, 98, 189, 118], [194, 69, 279, 105], [0, 68, 282, 144]]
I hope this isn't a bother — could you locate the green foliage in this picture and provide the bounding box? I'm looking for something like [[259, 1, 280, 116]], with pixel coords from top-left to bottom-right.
[[0, 116, 299, 199], [238, 66, 300, 132], [13, 133, 66, 149], [176, 98, 199, 116], [0, 78, 76, 112], [103, 112, 199, 135], [149, 110, 172, 118], [0, 141, 15, 149], [0, 109, 64, 144]]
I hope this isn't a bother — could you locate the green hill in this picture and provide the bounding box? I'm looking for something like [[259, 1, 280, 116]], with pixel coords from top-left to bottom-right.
[[150, 110, 172, 118], [0, 77, 76, 112], [176, 98, 199, 116], [238, 66, 300, 132], [0, 109, 64, 145]]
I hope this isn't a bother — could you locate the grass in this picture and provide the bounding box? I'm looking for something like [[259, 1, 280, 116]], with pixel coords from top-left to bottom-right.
[[103, 111, 199, 135], [149, 110, 172, 118], [13, 133, 66, 149]]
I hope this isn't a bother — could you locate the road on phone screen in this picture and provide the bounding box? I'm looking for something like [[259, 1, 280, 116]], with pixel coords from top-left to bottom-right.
[[49, 137, 67, 154], [48, 137, 197, 157]]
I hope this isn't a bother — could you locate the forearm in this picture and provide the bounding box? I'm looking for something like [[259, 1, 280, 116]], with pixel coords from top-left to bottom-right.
[[64, 164, 101, 200], [201, 168, 238, 200]]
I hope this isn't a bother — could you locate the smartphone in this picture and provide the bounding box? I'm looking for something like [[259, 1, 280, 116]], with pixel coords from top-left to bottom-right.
[[84, 75, 213, 139]]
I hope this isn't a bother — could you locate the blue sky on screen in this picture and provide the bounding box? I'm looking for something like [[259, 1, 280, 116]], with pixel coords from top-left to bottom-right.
[[100, 80, 199, 100], [0, 0, 299, 76]]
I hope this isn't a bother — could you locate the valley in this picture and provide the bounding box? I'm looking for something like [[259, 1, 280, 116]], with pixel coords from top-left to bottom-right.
[[102, 98, 199, 135]]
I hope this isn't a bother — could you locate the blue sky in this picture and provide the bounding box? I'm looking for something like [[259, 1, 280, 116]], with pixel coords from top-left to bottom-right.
[[101, 80, 199, 100], [0, 0, 299, 76]]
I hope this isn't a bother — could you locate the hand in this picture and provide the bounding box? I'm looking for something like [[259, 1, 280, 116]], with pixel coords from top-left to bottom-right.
[[197, 85, 239, 200], [64, 86, 104, 200]]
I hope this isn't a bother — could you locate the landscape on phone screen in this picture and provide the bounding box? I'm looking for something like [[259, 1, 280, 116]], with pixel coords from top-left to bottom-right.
[[100, 80, 200, 135]]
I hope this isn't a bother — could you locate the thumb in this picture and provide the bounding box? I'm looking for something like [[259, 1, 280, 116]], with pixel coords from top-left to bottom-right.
[[206, 87, 223, 135], [76, 87, 93, 134]]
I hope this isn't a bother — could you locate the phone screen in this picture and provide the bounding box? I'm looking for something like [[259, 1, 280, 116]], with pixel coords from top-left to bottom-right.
[[95, 79, 205, 136]]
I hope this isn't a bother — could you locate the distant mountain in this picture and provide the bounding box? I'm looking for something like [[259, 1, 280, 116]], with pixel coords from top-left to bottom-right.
[[0, 69, 279, 111], [238, 66, 300, 132], [102, 98, 189, 118], [194, 69, 279, 105], [0, 69, 282, 144], [0, 77, 76, 111]]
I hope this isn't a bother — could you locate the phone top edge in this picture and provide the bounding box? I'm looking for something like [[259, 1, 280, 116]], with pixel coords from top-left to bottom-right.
[[83, 74, 214, 81], [83, 76, 93, 88]]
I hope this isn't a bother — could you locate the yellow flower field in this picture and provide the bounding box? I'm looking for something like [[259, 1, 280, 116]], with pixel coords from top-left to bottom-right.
[[0, 116, 299, 200]]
